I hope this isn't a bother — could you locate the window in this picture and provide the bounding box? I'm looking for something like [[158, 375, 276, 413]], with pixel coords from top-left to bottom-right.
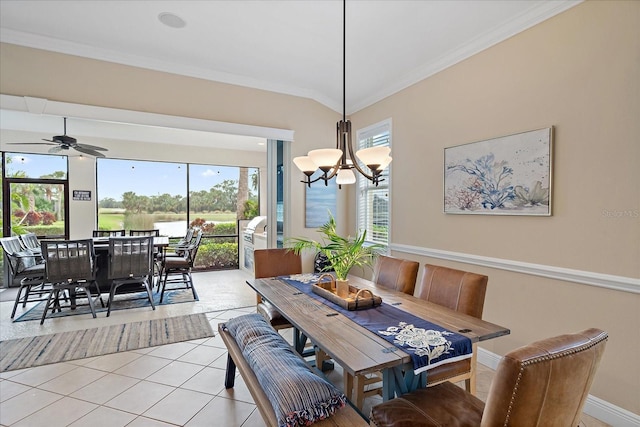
[[356, 119, 391, 246], [2, 152, 69, 238], [96, 158, 260, 271]]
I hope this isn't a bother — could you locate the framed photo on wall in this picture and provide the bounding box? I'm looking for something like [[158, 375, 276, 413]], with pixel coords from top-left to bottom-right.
[[444, 127, 553, 216], [305, 171, 337, 228]]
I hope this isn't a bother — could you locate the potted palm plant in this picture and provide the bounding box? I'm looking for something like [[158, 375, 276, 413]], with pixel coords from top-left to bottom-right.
[[286, 213, 382, 295]]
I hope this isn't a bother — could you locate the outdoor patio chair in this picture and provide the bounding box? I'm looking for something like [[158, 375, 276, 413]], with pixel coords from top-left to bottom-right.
[[40, 239, 104, 324], [129, 229, 162, 281], [106, 236, 155, 317], [159, 229, 202, 303], [93, 229, 126, 237], [1, 236, 48, 319], [19, 232, 44, 261]]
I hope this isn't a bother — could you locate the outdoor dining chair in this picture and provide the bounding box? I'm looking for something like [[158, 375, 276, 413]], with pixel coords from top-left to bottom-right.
[[39, 239, 104, 324], [19, 232, 43, 261], [106, 236, 155, 317], [129, 229, 162, 281], [159, 229, 202, 303], [0, 236, 48, 319], [93, 229, 126, 237]]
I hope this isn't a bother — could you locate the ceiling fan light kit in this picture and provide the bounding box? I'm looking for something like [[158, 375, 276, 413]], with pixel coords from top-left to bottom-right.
[[294, 0, 391, 188]]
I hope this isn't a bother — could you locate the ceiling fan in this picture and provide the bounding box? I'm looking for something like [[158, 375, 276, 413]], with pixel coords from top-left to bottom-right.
[[8, 117, 108, 157]]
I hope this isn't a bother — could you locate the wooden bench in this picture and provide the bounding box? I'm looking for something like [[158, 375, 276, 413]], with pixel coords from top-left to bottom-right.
[[218, 322, 368, 427]]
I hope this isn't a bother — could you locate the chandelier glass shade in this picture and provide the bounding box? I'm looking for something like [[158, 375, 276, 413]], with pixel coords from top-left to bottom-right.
[[293, 0, 392, 187]]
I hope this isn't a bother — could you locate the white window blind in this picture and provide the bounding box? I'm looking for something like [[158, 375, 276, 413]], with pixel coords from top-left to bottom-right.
[[356, 119, 391, 246]]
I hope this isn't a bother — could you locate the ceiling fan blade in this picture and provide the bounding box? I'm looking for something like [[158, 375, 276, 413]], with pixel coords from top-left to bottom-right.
[[75, 143, 108, 151], [6, 141, 56, 146], [48, 146, 64, 154], [73, 145, 106, 158]]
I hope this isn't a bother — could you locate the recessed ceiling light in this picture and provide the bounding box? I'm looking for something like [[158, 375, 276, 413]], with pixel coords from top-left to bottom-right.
[[158, 12, 186, 29]]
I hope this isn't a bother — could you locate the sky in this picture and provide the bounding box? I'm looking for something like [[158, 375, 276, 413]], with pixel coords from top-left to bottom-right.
[[4, 152, 255, 201]]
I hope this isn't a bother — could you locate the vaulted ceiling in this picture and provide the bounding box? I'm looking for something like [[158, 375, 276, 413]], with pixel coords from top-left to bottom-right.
[[1, 0, 580, 114]]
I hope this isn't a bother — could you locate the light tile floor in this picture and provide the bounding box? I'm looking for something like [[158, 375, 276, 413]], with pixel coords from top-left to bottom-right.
[[0, 270, 610, 426]]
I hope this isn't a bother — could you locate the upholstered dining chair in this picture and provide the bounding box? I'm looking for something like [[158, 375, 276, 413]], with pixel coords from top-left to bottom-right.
[[342, 255, 420, 409], [369, 328, 608, 427], [254, 248, 302, 330], [106, 236, 155, 317], [414, 263, 488, 394], [372, 255, 420, 294]]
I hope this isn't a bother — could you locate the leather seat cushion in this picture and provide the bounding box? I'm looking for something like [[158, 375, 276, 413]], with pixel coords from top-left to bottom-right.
[[369, 381, 484, 427]]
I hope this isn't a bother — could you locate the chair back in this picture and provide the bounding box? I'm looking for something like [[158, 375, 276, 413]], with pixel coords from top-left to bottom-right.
[[183, 229, 203, 265], [1, 236, 28, 275], [108, 236, 154, 280], [41, 239, 96, 283], [129, 229, 160, 237], [482, 328, 608, 426], [415, 264, 488, 319], [178, 228, 195, 246], [373, 255, 419, 295], [19, 233, 41, 251], [93, 229, 125, 237], [254, 248, 302, 279]]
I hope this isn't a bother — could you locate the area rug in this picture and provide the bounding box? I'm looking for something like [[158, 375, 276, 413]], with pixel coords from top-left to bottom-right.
[[0, 313, 214, 372], [13, 289, 197, 322]]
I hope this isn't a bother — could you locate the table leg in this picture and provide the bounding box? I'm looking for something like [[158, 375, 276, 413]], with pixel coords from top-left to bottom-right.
[[293, 328, 308, 355]]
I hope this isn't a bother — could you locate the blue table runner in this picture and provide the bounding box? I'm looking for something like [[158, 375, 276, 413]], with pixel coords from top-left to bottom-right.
[[280, 274, 472, 374]]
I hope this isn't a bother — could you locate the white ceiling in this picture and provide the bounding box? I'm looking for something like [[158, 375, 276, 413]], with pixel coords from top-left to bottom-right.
[[0, 0, 580, 150]]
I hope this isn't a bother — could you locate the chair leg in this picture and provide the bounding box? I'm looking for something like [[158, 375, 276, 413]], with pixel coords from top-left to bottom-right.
[[159, 270, 169, 303], [106, 283, 119, 317], [144, 278, 155, 310], [187, 272, 198, 300], [11, 285, 26, 319], [40, 289, 56, 325], [82, 286, 97, 319]]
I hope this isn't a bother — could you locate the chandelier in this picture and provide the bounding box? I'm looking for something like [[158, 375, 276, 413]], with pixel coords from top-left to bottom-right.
[[293, 0, 392, 188]]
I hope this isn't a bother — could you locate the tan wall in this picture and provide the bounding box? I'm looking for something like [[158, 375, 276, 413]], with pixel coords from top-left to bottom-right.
[[0, 42, 344, 241], [1, 0, 638, 415], [352, 1, 639, 414]]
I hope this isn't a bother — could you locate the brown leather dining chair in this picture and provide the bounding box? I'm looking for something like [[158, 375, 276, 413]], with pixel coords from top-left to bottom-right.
[[414, 263, 488, 394], [344, 255, 420, 410], [373, 255, 420, 294], [254, 248, 302, 330], [369, 328, 608, 427]]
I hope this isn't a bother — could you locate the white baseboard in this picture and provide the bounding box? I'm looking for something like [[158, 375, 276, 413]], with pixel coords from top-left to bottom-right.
[[478, 348, 640, 427]]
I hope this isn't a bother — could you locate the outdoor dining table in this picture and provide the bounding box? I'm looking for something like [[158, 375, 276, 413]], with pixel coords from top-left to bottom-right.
[[246, 273, 510, 402]]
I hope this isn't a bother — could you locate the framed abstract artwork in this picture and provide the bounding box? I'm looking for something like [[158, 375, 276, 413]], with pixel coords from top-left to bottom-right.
[[444, 127, 553, 216], [305, 171, 337, 228]]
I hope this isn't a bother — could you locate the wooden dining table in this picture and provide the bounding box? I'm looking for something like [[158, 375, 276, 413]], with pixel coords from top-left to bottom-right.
[[246, 274, 510, 403]]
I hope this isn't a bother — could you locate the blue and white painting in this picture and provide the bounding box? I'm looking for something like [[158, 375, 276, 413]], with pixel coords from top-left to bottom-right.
[[305, 171, 337, 228], [444, 127, 552, 216]]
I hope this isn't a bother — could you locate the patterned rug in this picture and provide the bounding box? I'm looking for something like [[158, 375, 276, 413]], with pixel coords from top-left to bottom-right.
[[0, 313, 214, 372], [13, 289, 197, 322]]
